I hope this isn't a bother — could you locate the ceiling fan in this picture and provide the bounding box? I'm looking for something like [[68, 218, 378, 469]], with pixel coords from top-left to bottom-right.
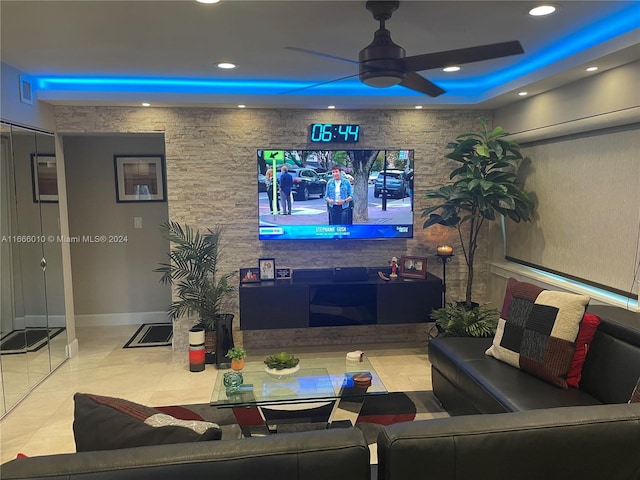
[[286, 0, 525, 97]]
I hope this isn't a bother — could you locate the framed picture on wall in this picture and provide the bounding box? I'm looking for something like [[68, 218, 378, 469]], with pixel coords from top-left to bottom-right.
[[114, 155, 166, 202], [240, 268, 260, 284], [258, 258, 276, 281], [30, 154, 58, 203], [400, 255, 427, 279]]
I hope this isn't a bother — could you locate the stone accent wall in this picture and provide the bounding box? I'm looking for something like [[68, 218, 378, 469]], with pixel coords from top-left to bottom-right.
[[54, 106, 491, 350]]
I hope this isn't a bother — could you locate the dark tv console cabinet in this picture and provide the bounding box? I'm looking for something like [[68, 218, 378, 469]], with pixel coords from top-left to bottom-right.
[[239, 267, 443, 330]]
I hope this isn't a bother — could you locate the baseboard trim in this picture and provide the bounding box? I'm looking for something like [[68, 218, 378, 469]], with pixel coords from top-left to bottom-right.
[[75, 311, 170, 327]]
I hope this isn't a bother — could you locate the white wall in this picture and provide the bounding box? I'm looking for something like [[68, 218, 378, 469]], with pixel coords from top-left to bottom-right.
[[63, 134, 171, 325]]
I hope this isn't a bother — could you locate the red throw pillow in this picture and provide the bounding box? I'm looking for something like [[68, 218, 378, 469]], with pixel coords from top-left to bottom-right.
[[566, 313, 601, 388]]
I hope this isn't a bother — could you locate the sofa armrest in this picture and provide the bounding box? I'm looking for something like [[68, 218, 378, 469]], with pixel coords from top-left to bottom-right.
[[377, 403, 640, 480], [1, 428, 370, 480]]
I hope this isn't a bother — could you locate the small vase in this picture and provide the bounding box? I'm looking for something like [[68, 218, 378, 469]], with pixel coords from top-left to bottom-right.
[[231, 358, 245, 371], [223, 371, 243, 394]]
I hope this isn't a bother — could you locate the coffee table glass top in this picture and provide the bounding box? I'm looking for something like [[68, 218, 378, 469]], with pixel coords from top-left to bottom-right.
[[210, 355, 387, 407]]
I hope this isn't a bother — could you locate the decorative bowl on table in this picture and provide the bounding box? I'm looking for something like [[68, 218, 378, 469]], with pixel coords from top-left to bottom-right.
[[263, 352, 300, 378], [264, 364, 300, 378]]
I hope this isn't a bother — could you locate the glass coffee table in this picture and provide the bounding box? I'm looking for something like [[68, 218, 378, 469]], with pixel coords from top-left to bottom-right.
[[210, 355, 387, 434]]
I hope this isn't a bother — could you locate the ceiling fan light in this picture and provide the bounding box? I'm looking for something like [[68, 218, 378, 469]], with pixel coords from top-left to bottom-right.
[[361, 75, 403, 88]]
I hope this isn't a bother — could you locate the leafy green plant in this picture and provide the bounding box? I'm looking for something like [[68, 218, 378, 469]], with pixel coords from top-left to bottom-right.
[[430, 303, 499, 338], [155, 221, 236, 331], [264, 352, 300, 370], [226, 347, 247, 360], [422, 118, 533, 308]]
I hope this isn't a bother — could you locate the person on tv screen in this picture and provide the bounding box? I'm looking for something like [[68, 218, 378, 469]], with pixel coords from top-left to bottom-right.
[[265, 168, 280, 215], [325, 165, 353, 225], [279, 165, 293, 215]]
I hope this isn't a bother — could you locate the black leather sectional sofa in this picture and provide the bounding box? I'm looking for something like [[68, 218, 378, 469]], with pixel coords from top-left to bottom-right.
[[375, 305, 640, 480]]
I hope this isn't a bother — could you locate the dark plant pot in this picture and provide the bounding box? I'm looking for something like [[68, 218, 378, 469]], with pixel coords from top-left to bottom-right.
[[205, 351, 216, 365], [456, 301, 480, 311], [215, 313, 234, 370]]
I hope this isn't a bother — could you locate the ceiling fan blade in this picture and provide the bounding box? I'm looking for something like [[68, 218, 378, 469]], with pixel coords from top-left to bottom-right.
[[402, 40, 524, 72], [281, 72, 362, 95], [285, 46, 359, 65], [399, 73, 445, 97]]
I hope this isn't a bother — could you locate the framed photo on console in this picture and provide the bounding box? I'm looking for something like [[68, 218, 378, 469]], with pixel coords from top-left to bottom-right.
[[400, 255, 427, 279], [258, 258, 276, 281], [275, 267, 292, 280], [240, 268, 260, 284]]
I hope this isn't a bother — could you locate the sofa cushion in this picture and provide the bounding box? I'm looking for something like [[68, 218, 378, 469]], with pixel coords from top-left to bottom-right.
[[566, 312, 601, 388], [73, 393, 221, 452], [486, 278, 589, 389]]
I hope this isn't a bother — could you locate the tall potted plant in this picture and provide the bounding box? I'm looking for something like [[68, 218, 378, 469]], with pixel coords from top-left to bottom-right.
[[156, 221, 236, 362], [422, 118, 533, 309]]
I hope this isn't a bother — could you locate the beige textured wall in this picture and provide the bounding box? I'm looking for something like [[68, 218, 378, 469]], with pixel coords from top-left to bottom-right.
[[54, 106, 492, 349]]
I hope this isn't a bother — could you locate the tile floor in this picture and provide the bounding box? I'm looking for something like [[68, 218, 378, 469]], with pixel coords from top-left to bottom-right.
[[0, 325, 437, 465]]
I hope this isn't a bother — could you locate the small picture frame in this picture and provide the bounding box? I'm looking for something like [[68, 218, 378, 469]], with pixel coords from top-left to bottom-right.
[[400, 255, 427, 279], [275, 267, 292, 280], [258, 258, 276, 281], [240, 268, 260, 284], [31, 154, 58, 203], [114, 154, 166, 202]]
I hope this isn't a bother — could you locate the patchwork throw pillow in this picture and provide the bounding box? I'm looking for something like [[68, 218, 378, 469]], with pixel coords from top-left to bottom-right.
[[566, 313, 601, 388], [486, 278, 590, 389], [73, 393, 221, 452], [630, 377, 640, 403]]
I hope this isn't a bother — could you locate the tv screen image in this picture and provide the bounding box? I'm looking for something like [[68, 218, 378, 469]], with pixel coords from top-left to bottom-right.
[[257, 149, 414, 240]]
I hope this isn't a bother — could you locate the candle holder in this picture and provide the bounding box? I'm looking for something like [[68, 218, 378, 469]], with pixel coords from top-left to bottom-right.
[[435, 249, 454, 306]]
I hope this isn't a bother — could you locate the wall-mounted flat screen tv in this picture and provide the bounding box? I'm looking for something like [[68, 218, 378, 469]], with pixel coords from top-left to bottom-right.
[[257, 149, 414, 240]]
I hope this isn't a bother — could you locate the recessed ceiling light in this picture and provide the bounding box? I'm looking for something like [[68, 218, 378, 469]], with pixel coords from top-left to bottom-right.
[[442, 66, 461, 73], [518, 91, 528, 96], [586, 66, 598, 72], [238, 104, 246, 108], [415, 105, 423, 109], [529, 5, 556, 16], [217, 62, 236, 69], [142, 102, 150, 107], [327, 105, 335, 109], [197, 0, 220, 4]]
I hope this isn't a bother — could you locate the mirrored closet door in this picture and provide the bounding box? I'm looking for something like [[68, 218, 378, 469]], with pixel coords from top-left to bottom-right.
[[0, 122, 67, 417]]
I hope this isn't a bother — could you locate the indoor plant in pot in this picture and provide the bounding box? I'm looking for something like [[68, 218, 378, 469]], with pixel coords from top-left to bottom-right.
[[226, 347, 247, 371], [422, 118, 533, 320], [156, 221, 236, 364]]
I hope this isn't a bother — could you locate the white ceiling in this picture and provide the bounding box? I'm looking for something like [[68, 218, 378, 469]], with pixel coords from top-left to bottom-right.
[[1, 0, 638, 109]]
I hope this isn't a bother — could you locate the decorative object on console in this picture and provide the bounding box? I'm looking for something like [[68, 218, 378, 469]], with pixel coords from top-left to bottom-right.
[[399, 255, 427, 279], [258, 258, 276, 281], [156, 221, 236, 367], [422, 118, 533, 308], [430, 302, 498, 338], [275, 267, 292, 280], [389, 256, 399, 279], [240, 268, 260, 284], [72, 393, 221, 452], [485, 278, 590, 389], [226, 347, 247, 371]]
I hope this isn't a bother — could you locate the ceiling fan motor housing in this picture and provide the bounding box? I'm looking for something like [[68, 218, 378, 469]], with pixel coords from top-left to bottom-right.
[[359, 28, 406, 87]]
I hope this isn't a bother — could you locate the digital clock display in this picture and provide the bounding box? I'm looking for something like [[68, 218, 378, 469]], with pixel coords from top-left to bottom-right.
[[309, 123, 360, 143]]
